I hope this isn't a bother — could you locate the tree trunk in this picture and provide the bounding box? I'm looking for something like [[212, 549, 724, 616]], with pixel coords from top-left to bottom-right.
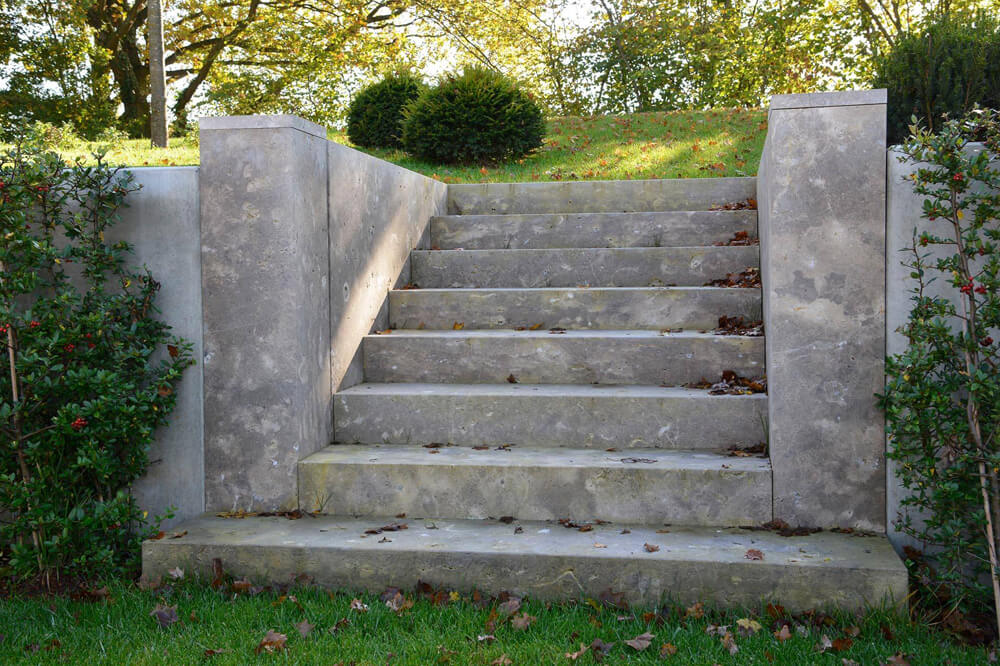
[[148, 0, 168, 147]]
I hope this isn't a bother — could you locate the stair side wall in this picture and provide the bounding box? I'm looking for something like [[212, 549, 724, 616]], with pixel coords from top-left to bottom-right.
[[758, 90, 888, 530]]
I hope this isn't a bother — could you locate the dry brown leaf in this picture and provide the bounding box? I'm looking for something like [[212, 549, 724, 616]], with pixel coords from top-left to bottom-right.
[[624, 632, 654, 651], [350, 598, 369, 613], [150, 603, 179, 629], [511, 612, 537, 630], [774, 625, 793, 641], [643, 543, 660, 553], [745, 548, 764, 561], [255, 630, 287, 654], [660, 642, 678, 657], [295, 619, 314, 637]]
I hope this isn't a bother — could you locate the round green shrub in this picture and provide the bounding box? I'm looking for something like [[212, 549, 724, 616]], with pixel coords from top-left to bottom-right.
[[401, 66, 545, 164], [347, 72, 425, 149], [874, 15, 1000, 144]]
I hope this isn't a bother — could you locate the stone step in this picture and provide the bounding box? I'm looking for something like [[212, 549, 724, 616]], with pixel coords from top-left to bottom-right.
[[334, 383, 767, 450], [298, 445, 771, 526], [389, 287, 761, 331], [447, 177, 756, 215], [363, 330, 763, 386], [411, 247, 759, 289], [430, 210, 758, 250], [143, 515, 908, 612]]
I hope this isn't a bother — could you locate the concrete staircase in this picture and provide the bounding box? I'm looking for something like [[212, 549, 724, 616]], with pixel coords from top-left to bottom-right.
[[144, 177, 906, 610]]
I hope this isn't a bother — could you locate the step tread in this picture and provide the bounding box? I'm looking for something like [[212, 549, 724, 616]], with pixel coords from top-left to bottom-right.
[[337, 382, 766, 400], [367, 329, 759, 339], [143, 515, 907, 610], [303, 443, 769, 472]]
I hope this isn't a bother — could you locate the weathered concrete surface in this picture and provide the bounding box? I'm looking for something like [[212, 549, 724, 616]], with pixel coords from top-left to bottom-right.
[[115, 167, 203, 527], [758, 91, 887, 530], [448, 177, 756, 214], [431, 210, 757, 249], [770, 89, 887, 110], [363, 330, 763, 386], [389, 287, 761, 331], [143, 515, 908, 611], [327, 142, 447, 392], [412, 247, 759, 288], [335, 383, 767, 450], [200, 116, 330, 512], [299, 445, 771, 525]]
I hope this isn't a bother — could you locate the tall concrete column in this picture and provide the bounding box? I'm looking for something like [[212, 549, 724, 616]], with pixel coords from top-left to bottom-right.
[[199, 115, 331, 512], [757, 90, 888, 530]]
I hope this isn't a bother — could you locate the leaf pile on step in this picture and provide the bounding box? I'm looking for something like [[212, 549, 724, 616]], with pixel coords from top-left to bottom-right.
[[727, 443, 767, 457], [714, 230, 759, 246], [710, 197, 758, 211], [713, 315, 763, 336], [687, 370, 766, 394], [705, 266, 761, 288], [743, 518, 822, 537], [215, 509, 314, 520]]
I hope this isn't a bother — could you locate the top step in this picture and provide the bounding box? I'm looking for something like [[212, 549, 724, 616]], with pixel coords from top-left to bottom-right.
[[448, 177, 756, 215]]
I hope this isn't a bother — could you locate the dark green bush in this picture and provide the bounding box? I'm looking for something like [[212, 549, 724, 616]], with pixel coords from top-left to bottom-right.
[[875, 14, 1000, 144], [0, 145, 194, 586], [346, 72, 425, 149], [401, 66, 545, 164]]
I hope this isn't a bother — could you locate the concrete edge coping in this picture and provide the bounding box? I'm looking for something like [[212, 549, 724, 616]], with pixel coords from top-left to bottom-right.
[[770, 89, 887, 111], [198, 114, 327, 139]]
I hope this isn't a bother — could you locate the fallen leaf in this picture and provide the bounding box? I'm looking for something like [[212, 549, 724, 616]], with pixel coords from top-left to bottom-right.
[[452, 322, 464, 330], [774, 625, 792, 641], [498, 597, 522, 616], [644, 543, 660, 552], [491, 656, 512, 665], [295, 619, 314, 637], [832, 637, 853, 652], [816, 635, 834, 653], [625, 632, 654, 651], [565, 643, 589, 660], [594, 543, 607, 548], [231, 577, 252, 594], [211, 558, 225, 589], [506, 373, 518, 383], [737, 618, 762, 635], [883, 654, 911, 666], [511, 612, 537, 630], [477, 634, 496, 642], [255, 630, 287, 654], [167, 567, 184, 580], [204, 648, 230, 657], [843, 625, 861, 637], [328, 618, 350, 634], [350, 599, 369, 613], [150, 603, 179, 629], [660, 642, 678, 657], [745, 548, 764, 561], [721, 631, 739, 655], [169, 530, 187, 539], [685, 601, 705, 619]]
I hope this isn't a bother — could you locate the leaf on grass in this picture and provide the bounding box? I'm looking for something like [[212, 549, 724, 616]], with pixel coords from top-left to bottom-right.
[[736, 617, 762, 635], [295, 619, 314, 638], [843, 625, 861, 637], [565, 643, 589, 660], [511, 612, 537, 630], [167, 567, 184, 580], [831, 637, 853, 652], [684, 601, 704, 619], [255, 630, 287, 654], [231, 578, 253, 594], [660, 642, 678, 656], [625, 632, 654, 651], [491, 656, 513, 665], [204, 648, 230, 657], [774, 624, 792, 641], [350, 599, 369, 613], [498, 597, 522, 616], [328, 618, 350, 634], [477, 634, 496, 642], [815, 635, 833, 653], [721, 632, 739, 655], [883, 654, 911, 666], [210, 558, 225, 589], [150, 603, 179, 629]]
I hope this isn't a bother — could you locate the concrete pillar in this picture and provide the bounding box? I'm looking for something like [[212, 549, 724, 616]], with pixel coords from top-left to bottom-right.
[[199, 115, 331, 512], [757, 90, 888, 530]]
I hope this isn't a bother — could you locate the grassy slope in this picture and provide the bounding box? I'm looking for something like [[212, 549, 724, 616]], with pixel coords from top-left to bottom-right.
[[30, 108, 766, 183], [0, 580, 987, 665]]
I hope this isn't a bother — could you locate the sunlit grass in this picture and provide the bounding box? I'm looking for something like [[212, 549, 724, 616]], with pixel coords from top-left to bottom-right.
[[11, 108, 766, 183]]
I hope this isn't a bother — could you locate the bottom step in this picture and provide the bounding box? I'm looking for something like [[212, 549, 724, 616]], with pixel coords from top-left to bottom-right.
[[143, 515, 907, 611]]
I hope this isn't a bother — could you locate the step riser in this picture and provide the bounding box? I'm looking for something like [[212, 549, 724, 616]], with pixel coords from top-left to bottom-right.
[[299, 453, 771, 526], [143, 517, 908, 612], [363, 335, 763, 386], [389, 288, 761, 331], [431, 210, 758, 249], [411, 247, 759, 289], [334, 387, 767, 450], [447, 178, 756, 214]]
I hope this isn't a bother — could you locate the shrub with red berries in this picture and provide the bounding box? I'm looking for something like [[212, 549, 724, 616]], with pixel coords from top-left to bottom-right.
[[0, 144, 194, 584], [881, 109, 999, 617]]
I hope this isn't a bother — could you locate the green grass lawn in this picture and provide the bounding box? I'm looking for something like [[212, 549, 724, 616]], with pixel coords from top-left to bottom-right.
[[0, 578, 988, 664], [23, 108, 766, 183]]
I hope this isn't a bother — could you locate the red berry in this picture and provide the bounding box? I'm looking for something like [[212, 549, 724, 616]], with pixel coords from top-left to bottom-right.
[[64, 343, 75, 352], [975, 285, 988, 295], [982, 337, 994, 346], [29, 320, 39, 328], [71, 417, 88, 431]]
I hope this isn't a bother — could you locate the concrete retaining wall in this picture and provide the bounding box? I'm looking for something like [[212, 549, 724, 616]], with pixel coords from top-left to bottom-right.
[[758, 90, 888, 531], [116, 167, 204, 528]]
